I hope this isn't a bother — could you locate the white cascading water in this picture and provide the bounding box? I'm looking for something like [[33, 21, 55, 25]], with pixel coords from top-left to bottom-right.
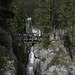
[[27, 47, 34, 75]]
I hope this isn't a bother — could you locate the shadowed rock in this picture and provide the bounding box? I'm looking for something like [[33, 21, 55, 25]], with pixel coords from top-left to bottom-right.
[[2, 33, 12, 50]]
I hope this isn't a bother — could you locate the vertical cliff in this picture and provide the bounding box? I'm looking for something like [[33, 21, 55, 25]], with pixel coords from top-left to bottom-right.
[[0, 33, 17, 75]]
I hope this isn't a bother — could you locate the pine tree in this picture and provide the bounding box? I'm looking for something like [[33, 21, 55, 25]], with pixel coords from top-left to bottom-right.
[[10, 0, 27, 33]]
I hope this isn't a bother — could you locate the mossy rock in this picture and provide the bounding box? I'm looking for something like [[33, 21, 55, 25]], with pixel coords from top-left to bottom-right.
[[41, 57, 46, 62], [0, 46, 8, 74], [0, 28, 6, 39], [0, 46, 8, 57]]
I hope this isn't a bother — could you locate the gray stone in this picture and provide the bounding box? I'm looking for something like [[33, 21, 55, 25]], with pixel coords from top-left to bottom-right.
[[33, 43, 75, 75], [4, 70, 16, 75]]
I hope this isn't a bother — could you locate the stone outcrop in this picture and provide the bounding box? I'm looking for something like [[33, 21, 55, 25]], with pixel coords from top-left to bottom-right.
[[0, 33, 17, 75], [33, 40, 75, 75]]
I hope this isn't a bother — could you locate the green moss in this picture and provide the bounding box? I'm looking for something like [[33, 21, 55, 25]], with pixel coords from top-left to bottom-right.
[[37, 43, 43, 51], [0, 28, 6, 39], [0, 57, 8, 74], [0, 47, 7, 57], [70, 67, 73, 71], [0, 46, 8, 74], [43, 37, 49, 49], [0, 57, 8, 67], [41, 57, 46, 62]]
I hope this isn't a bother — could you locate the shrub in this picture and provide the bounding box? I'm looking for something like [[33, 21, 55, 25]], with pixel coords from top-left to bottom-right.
[[43, 37, 49, 49], [47, 56, 60, 69], [41, 57, 46, 62], [0, 57, 8, 74], [0, 57, 8, 68], [0, 28, 6, 39]]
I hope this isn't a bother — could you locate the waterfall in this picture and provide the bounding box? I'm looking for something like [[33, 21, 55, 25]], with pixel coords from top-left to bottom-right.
[[27, 46, 34, 75]]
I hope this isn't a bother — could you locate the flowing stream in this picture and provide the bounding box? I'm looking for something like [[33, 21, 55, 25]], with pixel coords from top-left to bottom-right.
[[26, 44, 75, 75], [27, 46, 34, 75]]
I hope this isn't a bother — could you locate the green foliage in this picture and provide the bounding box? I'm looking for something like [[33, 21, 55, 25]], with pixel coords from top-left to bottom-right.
[[64, 33, 73, 50], [24, 0, 36, 16], [43, 37, 49, 49], [34, 0, 52, 33], [0, 47, 8, 73], [34, 0, 74, 31], [0, 0, 27, 75], [34, 0, 74, 49], [41, 57, 46, 62], [0, 48, 6, 56], [9, 1, 28, 75], [0, 57, 8, 74], [0, 0, 75, 74], [53, 50, 57, 53], [0, 28, 6, 39], [64, 34, 73, 60], [0, 57, 8, 68], [58, 0, 74, 29], [0, 0, 14, 30], [10, 0, 27, 33]]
